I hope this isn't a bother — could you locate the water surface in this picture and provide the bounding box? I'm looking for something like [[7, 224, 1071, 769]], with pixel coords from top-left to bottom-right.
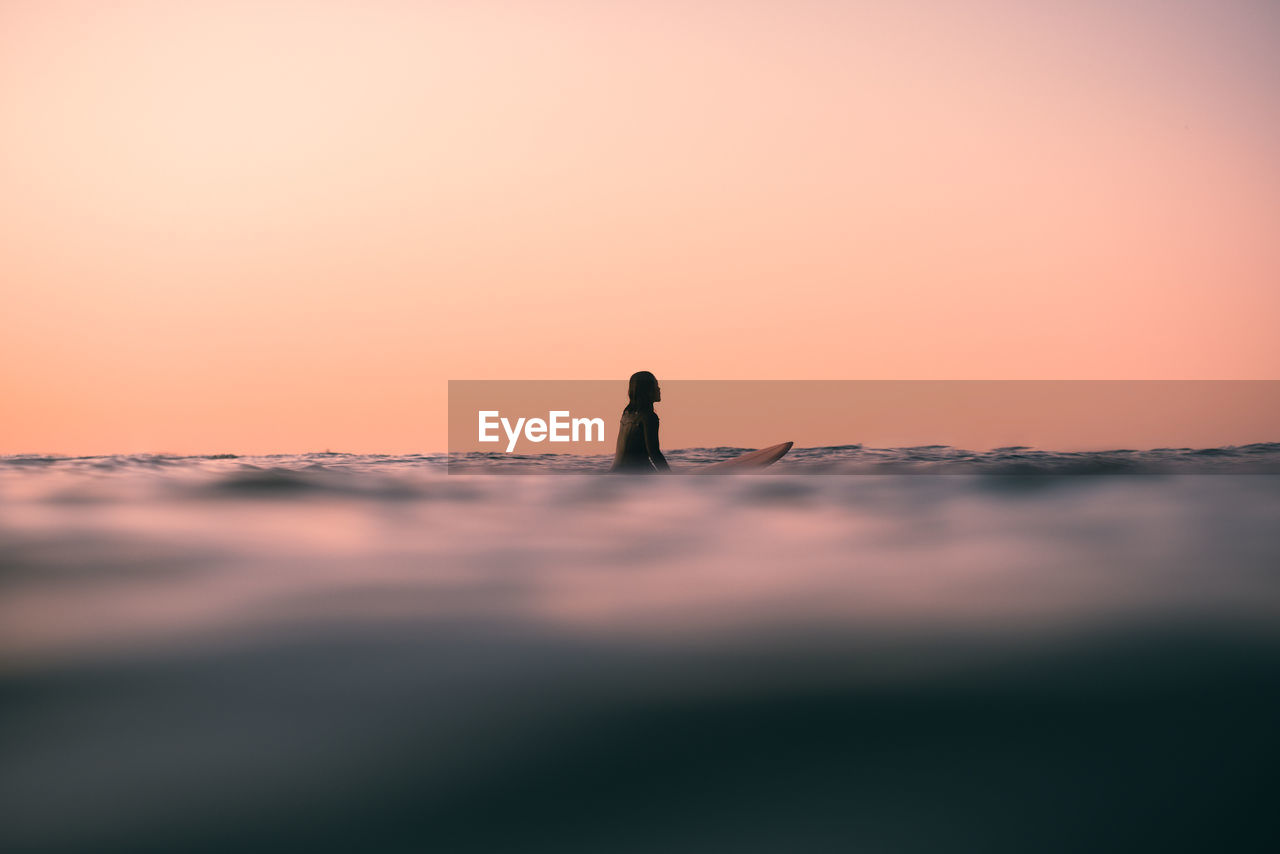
[[2, 451, 1278, 852]]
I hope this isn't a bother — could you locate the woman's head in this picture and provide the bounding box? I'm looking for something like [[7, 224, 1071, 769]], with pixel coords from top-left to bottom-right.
[[627, 371, 661, 409]]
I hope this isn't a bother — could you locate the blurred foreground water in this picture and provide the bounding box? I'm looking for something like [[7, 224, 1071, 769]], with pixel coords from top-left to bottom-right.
[[2, 451, 1279, 852]]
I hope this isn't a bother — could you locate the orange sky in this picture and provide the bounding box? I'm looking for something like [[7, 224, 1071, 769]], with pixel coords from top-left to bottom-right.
[[3, 0, 1278, 454]]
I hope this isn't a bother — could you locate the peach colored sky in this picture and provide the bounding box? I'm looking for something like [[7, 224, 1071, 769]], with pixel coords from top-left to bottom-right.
[[3, 0, 1278, 454]]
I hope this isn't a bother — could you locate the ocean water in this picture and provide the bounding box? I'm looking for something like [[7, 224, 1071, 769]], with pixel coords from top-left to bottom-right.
[[450, 441, 1280, 473], [2, 449, 1279, 853]]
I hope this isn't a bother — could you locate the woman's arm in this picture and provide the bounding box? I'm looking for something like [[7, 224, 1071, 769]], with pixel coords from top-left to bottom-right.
[[643, 413, 670, 471]]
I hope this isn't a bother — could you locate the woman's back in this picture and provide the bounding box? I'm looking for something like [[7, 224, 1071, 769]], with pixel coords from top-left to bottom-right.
[[610, 409, 669, 472]]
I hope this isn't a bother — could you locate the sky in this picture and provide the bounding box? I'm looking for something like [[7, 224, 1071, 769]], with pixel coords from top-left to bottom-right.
[[2, 0, 1278, 454]]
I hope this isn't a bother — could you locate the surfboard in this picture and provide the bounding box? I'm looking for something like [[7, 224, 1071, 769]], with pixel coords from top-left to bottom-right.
[[691, 442, 793, 473]]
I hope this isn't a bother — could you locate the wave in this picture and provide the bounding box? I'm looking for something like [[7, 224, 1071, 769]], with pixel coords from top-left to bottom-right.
[[5, 442, 1280, 482], [3, 444, 1279, 851]]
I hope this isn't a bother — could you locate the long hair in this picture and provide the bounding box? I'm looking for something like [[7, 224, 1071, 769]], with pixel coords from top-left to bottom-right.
[[623, 371, 659, 414]]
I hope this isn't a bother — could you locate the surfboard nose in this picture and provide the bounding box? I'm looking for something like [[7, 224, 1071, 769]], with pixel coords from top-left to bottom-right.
[[693, 442, 793, 472]]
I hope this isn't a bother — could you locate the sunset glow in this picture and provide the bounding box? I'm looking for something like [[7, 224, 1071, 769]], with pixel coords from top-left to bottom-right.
[[3, 0, 1278, 453]]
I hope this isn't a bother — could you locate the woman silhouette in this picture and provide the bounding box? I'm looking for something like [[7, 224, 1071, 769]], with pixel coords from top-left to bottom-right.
[[609, 371, 671, 472]]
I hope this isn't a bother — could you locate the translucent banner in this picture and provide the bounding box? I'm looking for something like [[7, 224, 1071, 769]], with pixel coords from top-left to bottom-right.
[[447, 380, 1280, 474]]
